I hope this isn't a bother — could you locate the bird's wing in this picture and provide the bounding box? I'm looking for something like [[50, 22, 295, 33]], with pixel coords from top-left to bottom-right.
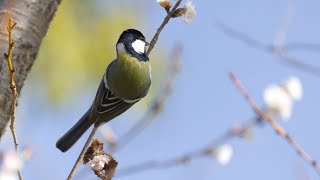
[[90, 79, 136, 126]]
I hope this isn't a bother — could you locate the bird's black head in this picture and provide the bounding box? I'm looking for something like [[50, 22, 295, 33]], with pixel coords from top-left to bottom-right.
[[116, 29, 149, 61]]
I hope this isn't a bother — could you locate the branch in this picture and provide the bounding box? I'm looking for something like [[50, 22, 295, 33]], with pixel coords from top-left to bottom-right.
[[146, 0, 183, 55], [107, 74, 320, 178], [282, 43, 320, 52], [67, 126, 98, 180], [216, 22, 320, 77], [116, 119, 256, 177], [4, 18, 19, 151], [3, 17, 22, 180], [117, 150, 204, 177], [230, 72, 320, 175], [114, 72, 319, 177]]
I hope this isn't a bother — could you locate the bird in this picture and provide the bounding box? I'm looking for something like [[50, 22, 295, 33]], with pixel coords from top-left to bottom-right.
[[56, 29, 151, 152]]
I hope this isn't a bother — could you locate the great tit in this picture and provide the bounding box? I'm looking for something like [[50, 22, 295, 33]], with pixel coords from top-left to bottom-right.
[[56, 29, 151, 152]]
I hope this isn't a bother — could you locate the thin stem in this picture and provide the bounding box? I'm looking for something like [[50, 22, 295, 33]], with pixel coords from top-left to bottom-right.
[[112, 111, 155, 153], [230, 72, 320, 175], [5, 18, 18, 149], [118, 151, 205, 177], [4, 18, 21, 180], [67, 126, 98, 180], [116, 118, 257, 177], [216, 22, 320, 77], [146, 0, 183, 55]]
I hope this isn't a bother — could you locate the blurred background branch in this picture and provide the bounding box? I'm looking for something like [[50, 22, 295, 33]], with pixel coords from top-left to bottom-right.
[[230, 72, 320, 174], [216, 22, 320, 77], [116, 120, 253, 177]]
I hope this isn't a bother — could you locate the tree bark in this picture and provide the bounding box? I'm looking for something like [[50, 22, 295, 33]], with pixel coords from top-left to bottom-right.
[[0, 0, 61, 138]]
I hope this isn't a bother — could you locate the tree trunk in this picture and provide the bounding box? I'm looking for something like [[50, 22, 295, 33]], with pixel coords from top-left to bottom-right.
[[0, 0, 61, 138]]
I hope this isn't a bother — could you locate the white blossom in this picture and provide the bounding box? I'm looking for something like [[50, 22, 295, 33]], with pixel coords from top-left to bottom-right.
[[0, 150, 24, 180], [88, 155, 110, 171], [183, 0, 197, 23], [282, 77, 303, 100], [263, 77, 303, 121], [0, 171, 16, 180], [212, 144, 233, 166], [263, 84, 293, 120], [0, 148, 32, 180], [2, 150, 23, 172]]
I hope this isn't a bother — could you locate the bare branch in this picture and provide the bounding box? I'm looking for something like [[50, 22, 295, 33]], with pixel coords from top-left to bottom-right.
[[230, 72, 320, 175], [68, 126, 99, 180], [4, 17, 22, 180], [273, 4, 296, 47], [116, 120, 256, 177], [147, 0, 183, 55], [282, 43, 320, 52], [216, 22, 320, 77], [5, 18, 19, 151]]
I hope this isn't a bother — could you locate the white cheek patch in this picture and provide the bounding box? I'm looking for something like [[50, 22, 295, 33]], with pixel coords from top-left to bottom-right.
[[131, 39, 146, 54]]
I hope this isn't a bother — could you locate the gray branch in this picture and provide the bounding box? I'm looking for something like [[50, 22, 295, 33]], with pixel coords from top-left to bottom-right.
[[0, 0, 61, 138]]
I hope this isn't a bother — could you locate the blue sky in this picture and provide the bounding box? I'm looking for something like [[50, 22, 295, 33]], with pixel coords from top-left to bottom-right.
[[2, 0, 320, 179]]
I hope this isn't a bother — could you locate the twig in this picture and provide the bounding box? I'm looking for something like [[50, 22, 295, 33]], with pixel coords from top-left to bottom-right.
[[230, 72, 320, 175], [116, 120, 256, 177], [4, 18, 22, 180], [146, 0, 183, 55], [110, 73, 320, 177], [113, 45, 182, 152], [78, 118, 255, 178], [4, 18, 18, 150], [273, 4, 295, 48], [117, 150, 204, 177], [68, 126, 98, 180], [216, 22, 320, 77], [282, 42, 320, 52]]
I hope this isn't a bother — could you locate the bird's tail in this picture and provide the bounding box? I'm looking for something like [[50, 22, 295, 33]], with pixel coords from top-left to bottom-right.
[[56, 109, 93, 152]]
